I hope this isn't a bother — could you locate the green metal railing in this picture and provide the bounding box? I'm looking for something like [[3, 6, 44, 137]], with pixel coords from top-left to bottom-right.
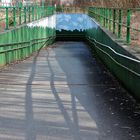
[[88, 7, 140, 44], [0, 5, 55, 67], [87, 36, 140, 99], [0, 5, 55, 31], [0, 26, 56, 66], [0, 36, 55, 66], [86, 13, 140, 98]]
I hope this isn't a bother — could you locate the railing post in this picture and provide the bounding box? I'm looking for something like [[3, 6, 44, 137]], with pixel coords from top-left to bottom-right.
[[35, 5, 37, 20], [39, 6, 41, 19], [19, 6, 22, 25], [113, 9, 116, 34], [105, 8, 107, 27], [106, 8, 109, 29], [97, 8, 100, 21], [96, 7, 98, 20], [32, 6, 34, 21], [99, 8, 102, 23], [109, 9, 112, 31], [44, 5, 46, 17], [28, 6, 31, 22], [44, 6, 46, 17], [42, 5, 43, 17], [38, 6, 40, 18], [94, 7, 96, 19], [13, 7, 16, 27], [5, 7, 9, 30], [40, 6, 42, 18], [126, 9, 131, 44], [36, 5, 38, 20], [103, 8, 105, 27], [41, 5, 43, 17], [101, 8, 103, 25], [118, 9, 122, 38], [24, 6, 26, 23], [42, 5, 44, 17]]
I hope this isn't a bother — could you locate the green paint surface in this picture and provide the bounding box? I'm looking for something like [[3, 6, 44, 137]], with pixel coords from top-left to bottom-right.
[[87, 11, 140, 99]]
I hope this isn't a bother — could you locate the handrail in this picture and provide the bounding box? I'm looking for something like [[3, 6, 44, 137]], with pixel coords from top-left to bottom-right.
[[87, 36, 140, 76], [89, 9, 140, 32], [0, 37, 52, 47], [0, 36, 55, 50], [88, 37, 140, 63], [88, 7, 139, 44], [0, 5, 55, 31], [89, 6, 140, 11], [0, 37, 54, 54], [0, 35, 55, 66]]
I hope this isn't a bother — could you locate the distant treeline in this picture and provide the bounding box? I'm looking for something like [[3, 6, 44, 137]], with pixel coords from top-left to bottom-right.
[[74, 0, 140, 8]]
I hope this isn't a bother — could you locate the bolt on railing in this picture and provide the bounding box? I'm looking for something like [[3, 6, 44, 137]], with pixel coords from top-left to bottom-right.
[[88, 7, 140, 44]]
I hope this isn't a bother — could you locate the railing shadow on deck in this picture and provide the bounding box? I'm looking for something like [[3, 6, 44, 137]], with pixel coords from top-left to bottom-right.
[[47, 42, 140, 140], [24, 41, 140, 140]]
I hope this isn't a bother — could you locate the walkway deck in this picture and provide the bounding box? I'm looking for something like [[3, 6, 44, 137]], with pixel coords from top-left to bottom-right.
[[0, 42, 139, 140]]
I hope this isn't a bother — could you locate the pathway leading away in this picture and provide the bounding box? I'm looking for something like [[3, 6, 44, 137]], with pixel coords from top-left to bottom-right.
[[0, 42, 139, 140]]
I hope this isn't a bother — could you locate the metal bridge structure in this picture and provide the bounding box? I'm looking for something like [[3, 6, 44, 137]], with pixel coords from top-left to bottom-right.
[[0, 5, 139, 140]]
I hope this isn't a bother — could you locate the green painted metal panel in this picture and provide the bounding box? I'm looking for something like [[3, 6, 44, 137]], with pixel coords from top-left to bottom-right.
[[86, 13, 140, 99], [0, 13, 56, 67]]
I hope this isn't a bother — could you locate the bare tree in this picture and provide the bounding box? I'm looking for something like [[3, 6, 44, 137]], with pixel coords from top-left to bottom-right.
[[73, 0, 140, 8]]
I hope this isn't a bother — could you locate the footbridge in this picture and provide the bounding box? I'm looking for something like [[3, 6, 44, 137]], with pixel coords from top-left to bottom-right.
[[0, 5, 139, 140]]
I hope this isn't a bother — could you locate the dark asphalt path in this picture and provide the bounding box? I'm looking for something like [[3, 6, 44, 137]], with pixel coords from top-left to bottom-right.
[[0, 41, 139, 140]]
